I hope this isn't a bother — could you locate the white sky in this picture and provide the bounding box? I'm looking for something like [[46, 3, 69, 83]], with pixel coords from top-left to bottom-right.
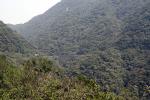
[[0, 0, 61, 24]]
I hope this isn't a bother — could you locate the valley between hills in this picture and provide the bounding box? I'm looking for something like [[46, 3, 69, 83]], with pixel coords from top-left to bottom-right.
[[0, 0, 150, 99]]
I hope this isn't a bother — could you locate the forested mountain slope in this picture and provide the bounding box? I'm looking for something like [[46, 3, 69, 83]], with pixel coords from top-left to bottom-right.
[[116, 3, 150, 98], [10, 0, 149, 55], [10, 0, 149, 57], [0, 21, 34, 53], [10, 0, 150, 99]]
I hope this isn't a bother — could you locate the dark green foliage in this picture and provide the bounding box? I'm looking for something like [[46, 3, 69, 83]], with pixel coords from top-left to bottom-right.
[[0, 21, 34, 54], [24, 57, 54, 73], [0, 55, 127, 100], [9, 0, 150, 99]]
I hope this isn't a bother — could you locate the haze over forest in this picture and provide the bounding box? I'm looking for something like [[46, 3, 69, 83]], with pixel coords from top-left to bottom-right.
[[0, 0, 150, 100]]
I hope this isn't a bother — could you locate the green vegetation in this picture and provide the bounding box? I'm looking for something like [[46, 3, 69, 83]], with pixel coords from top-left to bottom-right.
[[9, 0, 150, 99], [0, 21, 34, 54], [0, 55, 129, 100]]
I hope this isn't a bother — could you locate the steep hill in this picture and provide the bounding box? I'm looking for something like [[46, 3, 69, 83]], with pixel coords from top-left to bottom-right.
[[10, 0, 149, 56], [0, 21, 34, 54], [10, 0, 150, 99]]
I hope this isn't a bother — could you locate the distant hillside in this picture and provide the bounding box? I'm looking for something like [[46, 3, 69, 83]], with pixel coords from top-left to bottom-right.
[[10, 0, 149, 55], [0, 21, 34, 53], [10, 0, 150, 99]]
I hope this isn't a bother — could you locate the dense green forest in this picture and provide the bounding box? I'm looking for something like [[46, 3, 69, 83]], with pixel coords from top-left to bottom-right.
[[0, 55, 136, 100], [0, 21, 34, 54], [1, 0, 150, 99], [0, 54, 149, 99], [0, 21, 132, 99]]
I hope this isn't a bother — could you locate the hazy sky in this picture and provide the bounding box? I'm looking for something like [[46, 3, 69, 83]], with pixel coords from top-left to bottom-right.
[[0, 0, 61, 24]]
